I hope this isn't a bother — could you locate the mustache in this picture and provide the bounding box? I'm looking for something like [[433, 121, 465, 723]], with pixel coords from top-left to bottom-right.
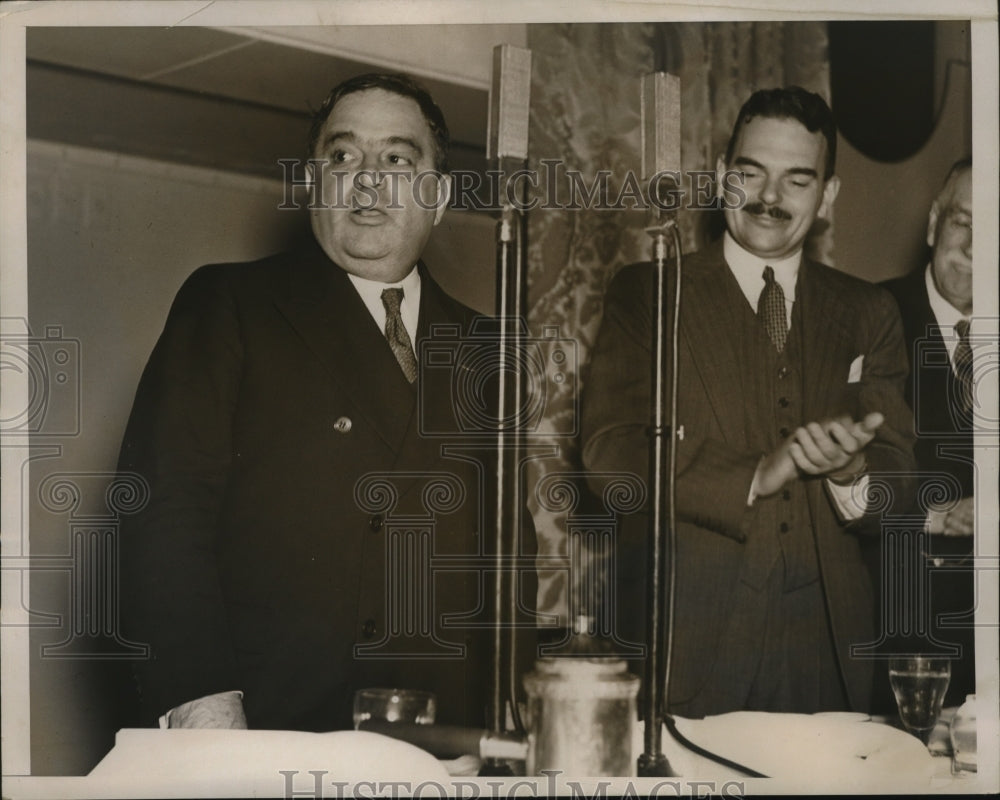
[[743, 201, 793, 221]]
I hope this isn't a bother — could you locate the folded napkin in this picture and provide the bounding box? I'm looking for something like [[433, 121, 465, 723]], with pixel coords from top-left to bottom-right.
[[633, 712, 937, 788], [90, 729, 450, 793]]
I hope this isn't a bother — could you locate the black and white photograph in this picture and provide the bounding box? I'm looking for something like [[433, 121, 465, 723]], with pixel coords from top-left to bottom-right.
[[1, 1, 997, 797]]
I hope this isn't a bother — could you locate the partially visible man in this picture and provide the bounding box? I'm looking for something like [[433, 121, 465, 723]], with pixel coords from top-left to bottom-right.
[[581, 87, 916, 717], [882, 159, 975, 705], [118, 74, 528, 731]]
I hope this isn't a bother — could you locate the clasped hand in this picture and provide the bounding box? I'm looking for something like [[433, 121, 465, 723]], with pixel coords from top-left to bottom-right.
[[942, 495, 975, 537], [755, 412, 884, 498]]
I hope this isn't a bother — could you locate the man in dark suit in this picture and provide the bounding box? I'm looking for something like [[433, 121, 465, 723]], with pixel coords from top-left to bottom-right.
[[581, 87, 916, 717], [118, 74, 513, 731], [882, 159, 975, 706]]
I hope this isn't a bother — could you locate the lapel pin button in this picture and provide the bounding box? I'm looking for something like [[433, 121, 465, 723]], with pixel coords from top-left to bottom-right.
[[334, 416, 352, 433]]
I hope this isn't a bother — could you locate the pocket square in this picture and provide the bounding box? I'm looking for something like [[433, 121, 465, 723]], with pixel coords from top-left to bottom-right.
[[847, 355, 864, 384]]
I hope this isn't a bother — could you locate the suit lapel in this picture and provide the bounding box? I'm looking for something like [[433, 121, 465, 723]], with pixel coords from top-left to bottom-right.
[[797, 260, 854, 423], [410, 264, 474, 441], [680, 244, 747, 447], [901, 269, 938, 359], [907, 274, 966, 436], [273, 241, 415, 454]]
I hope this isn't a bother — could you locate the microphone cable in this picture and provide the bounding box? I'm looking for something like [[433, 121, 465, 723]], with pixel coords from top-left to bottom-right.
[[663, 715, 770, 779]]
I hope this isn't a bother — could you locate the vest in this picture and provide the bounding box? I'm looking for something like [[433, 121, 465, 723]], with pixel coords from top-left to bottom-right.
[[727, 270, 821, 592]]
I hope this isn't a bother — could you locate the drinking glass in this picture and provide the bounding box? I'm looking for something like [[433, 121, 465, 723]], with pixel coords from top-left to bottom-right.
[[352, 688, 436, 730], [888, 657, 951, 744], [950, 694, 977, 774]]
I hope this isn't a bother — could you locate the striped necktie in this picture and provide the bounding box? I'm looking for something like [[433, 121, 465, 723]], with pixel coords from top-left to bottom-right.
[[954, 318, 973, 414], [381, 288, 418, 383]]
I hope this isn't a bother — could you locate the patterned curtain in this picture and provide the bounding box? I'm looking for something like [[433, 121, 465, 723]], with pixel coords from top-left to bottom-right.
[[524, 21, 832, 624]]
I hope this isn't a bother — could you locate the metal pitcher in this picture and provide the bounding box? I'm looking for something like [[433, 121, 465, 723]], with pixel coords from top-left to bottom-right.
[[523, 654, 639, 776]]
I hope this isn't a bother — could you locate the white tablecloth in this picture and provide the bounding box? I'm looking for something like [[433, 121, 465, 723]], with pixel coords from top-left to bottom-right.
[[641, 711, 953, 791], [4, 714, 979, 798]]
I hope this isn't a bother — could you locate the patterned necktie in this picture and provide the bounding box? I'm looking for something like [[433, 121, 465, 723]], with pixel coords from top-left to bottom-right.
[[381, 288, 418, 383], [954, 318, 973, 414], [758, 266, 787, 353]]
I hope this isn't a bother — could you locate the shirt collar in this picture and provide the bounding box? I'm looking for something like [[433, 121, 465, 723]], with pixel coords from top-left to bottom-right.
[[347, 265, 421, 342], [723, 231, 802, 305], [924, 263, 967, 331], [347, 264, 421, 296]]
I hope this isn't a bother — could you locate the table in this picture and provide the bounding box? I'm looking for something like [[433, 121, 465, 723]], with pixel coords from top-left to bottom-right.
[[0, 713, 988, 798]]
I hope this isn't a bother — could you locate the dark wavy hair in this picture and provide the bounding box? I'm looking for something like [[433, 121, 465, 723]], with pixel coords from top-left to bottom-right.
[[307, 73, 450, 172], [724, 86, 838, 180]]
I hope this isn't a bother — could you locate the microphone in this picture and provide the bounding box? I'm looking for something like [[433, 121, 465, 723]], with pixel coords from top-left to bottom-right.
[[640, 72, 682, 211], [488, 44, 532, 162]]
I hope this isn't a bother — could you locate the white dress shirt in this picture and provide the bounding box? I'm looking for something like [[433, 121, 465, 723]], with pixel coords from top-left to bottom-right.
[[348, 265, 421, 344], [924, 264, 971, 534], [724, 231, 800, 326], [924, 264, 970, 373]]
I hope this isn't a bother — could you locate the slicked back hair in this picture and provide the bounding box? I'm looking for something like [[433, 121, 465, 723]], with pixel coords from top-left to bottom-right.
[[724, 86, 838, 181], [308, 73, 450, 172]]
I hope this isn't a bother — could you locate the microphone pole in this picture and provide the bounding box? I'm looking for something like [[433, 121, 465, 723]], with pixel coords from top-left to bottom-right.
[[481, 43, 532, 777], [638, 71, 682, 779]]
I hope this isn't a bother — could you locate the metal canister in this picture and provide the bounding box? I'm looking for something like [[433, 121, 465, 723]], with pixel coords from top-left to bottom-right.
[[523, 655, 640, 776]]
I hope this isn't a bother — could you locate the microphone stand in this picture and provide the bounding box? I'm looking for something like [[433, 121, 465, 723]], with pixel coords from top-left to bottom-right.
[[480, 162, 529, 777], [478, 43, 532, 777], [638, 210, 683, 778]]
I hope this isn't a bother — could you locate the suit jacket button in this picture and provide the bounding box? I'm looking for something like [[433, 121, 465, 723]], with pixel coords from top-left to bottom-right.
[[780, 522, 789, 533], [777, 366, 789, 379], [369, 514, 384, 532], [362, 619, 377, 638], [778, 397, 790, 408], [334, 416, 353, 433]]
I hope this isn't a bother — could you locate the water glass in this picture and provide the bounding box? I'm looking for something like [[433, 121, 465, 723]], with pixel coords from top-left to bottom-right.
[[888, 657, 951, 743], [352, 688, 436, 730]]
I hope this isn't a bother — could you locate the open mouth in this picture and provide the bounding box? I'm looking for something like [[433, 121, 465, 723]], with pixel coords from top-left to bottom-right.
[[349, 206, 388, 221]]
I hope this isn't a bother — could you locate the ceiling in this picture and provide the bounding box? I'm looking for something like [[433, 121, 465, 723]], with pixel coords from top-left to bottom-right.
[[26, 26, 494, 178]]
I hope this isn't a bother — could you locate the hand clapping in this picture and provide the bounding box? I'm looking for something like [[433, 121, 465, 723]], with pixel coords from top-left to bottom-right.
[[754, 412, 884, 497], [789, 412, 883, 480]]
